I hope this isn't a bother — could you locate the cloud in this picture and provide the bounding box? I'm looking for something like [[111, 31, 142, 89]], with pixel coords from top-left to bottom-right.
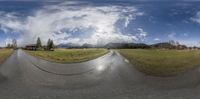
[[136, 28, 147, 42], [168, 32, 176, 39], [4, 38, 13, 45], [0, 2, 144, 46], [179, 40, 200, 47], [0, 38, 12, 47], [154, 38, 160, 41], [191, 11, 200, 24]]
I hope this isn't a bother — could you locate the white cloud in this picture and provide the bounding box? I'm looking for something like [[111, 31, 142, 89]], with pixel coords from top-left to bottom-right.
[[179, 40, 200, 47], [136, 28, 147, 42], [190, 11, 200, 24], [168, 32, 176, 39], [0, 2, 144, 46], [5, 38, 12, 43], [191, 11, 200, 24], [154, 38, 160, 41], [0, 38, 12, 47]]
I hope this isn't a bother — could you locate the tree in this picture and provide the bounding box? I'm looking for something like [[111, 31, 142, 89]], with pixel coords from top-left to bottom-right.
[[47, 39, 51, 50], [6, 43, 11, 48], [12, 39, 17, 49], [176, 41, 180, 46], [169, 40, 175, 45], [47, 39, 54, 50], [50, 40, 54, 49], [36, 37, 42, 48]]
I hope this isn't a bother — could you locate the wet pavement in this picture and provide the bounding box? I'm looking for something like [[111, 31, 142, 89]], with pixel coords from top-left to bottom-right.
[[0, 49, 200, 99]]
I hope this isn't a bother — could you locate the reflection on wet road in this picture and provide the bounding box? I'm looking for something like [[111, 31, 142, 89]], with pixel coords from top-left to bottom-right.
[[1, 49, 200, 99]]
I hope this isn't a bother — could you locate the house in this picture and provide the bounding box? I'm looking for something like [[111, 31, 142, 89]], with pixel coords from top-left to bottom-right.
[[25, 44, 37, 50]]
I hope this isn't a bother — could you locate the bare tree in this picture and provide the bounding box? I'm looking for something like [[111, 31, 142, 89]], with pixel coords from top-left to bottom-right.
[[12, 39, 17, 49]]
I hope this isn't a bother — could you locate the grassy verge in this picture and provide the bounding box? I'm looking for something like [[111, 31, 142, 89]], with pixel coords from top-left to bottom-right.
[[0, 49, 13, 64], [119, 49, 200, 76], [26, 48, 109, 63]]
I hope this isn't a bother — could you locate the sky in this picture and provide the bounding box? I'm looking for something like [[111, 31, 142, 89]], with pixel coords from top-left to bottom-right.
[[1, 0, 200, 47]]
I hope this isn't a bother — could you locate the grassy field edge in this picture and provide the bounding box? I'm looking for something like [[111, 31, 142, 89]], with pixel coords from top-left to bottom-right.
[[0, 49, 14, 64], [119, 49, 200, 77], [25, 49, 109, 64]]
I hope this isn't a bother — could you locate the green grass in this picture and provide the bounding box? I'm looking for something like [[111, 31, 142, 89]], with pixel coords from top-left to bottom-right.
[[119, 49, 200, 76], [0, 49, 13, 64], [26, 48, 109, 63]]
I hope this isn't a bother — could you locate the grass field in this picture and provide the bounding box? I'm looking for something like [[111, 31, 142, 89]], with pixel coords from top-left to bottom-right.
[[26, 48, 108, 63], [0, 49, 13, 64], [119, 49, 200, 76]]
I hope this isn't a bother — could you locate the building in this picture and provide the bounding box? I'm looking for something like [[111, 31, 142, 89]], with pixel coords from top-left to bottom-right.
[[25, 44, 37, 50]]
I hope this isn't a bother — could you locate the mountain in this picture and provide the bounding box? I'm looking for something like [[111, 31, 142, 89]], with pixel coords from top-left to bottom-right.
[[57, 43, 95, 48], [57, 42, 188, 49], [151, 42, 187, 49], [82, 43, 94, 48], [151, 42, 176, 49], [57, 43, 81, 48], [105, 43, 151, 49]]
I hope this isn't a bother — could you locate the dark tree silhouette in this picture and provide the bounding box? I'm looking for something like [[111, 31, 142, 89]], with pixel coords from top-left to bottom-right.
[[36, 37, 42, 48], [12, 39, 17, 49], [47, 39, 54, 50]]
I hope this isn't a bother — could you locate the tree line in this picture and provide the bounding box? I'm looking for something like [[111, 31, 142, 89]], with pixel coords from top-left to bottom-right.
[[6, 39, 17, 49], [6, 37, 54, 51], [104, 40, 192, 50], [36, 37, 54, 51]]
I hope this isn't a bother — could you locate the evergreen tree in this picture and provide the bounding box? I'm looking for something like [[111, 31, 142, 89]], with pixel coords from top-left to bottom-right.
[[47, 39, 54, 50], [47, 39, 51, 50], [50, 40, 54, 49], [36, 37, 42, 48]]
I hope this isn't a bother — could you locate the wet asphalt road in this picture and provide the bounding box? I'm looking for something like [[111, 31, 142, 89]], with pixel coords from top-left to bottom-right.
[[1, 49, 200, 99]]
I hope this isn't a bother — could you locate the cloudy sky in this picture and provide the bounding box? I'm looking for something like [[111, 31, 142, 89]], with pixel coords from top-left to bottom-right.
[[1, 0, 200, 47]]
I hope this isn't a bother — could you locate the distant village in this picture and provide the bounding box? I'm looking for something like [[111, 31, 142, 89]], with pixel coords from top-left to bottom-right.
[[3, 38, 200, 51]]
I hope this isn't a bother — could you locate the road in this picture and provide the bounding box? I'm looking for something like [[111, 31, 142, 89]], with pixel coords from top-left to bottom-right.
[[1, 49, 200, 99]]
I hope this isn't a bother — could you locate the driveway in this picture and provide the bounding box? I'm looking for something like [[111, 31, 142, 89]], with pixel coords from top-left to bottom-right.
[[0, 49, 200, 99]]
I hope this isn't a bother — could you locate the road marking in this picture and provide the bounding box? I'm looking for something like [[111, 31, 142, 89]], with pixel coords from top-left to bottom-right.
[[124, 59, 129, 63]]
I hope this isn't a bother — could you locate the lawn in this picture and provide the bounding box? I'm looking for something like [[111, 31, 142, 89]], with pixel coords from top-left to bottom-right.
[[119, 49, 200, 76], [26, 48, 108, 63], [0, 49, 13, 64]]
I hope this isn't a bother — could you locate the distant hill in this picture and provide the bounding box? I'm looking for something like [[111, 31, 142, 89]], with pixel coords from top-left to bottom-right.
[[82, 43, 94, 48], [57, 42, 189, 49], [57, 43, 81, 48], [151, 42, 176, 49], [57, 43, 94, 48], [105, 43, 151, 49], [151, 42, 187, 49]]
